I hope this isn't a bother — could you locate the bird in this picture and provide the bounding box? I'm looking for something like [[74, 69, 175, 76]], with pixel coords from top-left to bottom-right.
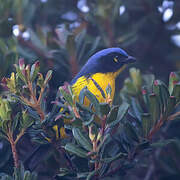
[[24, 48, 136, 170], [53, 47, 136, 139], [71, 47, 136, 105]]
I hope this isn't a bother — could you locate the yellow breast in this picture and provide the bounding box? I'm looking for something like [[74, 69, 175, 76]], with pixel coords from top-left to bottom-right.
[[72, 65, 127, 105]]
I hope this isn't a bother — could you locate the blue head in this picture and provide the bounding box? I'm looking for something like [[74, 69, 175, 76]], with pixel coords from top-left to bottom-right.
[[71, 47, 136, 84]]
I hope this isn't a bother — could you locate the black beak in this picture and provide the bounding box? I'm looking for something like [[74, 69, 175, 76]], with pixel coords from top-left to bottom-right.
[[126, 56, 136, 63]]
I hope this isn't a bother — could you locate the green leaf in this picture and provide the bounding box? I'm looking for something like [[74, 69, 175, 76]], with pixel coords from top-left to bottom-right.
[[99, 103, 110, 116], [79, 86, 86, 104], [57, 168, 74, 177], [124, 122, 139, 142], [14, 65, 26, 83], [20, 111, 34, 129], [153, 80, 170, 112], [131, 97, 143, 122], [71, 118, 83, 127], [79, 87, 100, 115], [64, 143, 88, 158], [136, 141, 150, 151], [169, 72, 179, 95], [141, 113, 151, 137], [172, 83, 180, 102], [83, 114, 95, 126], [166, 96, 176, 116], [30, 61, 40, 81], [2, 120, 10, 133], [72, 127, 92, 151], [107, 102, 129, 128], [77, 172, 89, 179], [11, 112, 20, 132], [149, 94, 160, 127], [44, 70, 52, 85], [107, 105, 119, 124], [142, 86, 149, 107], [151, 139, 177, 148], [160, 81, 170, 109], [123, 78, 137, 95], [59, 86, 73, 106], [100, 152, 127, 163], [129, 68, 142, 92], [142, 74, 155, 91]]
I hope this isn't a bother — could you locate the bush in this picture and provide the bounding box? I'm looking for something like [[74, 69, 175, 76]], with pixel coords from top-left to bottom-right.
[[0, 60, 180, 179]]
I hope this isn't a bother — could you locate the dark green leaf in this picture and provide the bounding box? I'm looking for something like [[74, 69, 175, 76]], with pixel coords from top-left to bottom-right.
[[172, 83, 180, 102], [59, 87, 73, 106], [72, 127, 92, 151], [151, 139, 177, 148], [44, 70, 52, 85], [79, 87, 100, 115], [30, 61, 40, 81], [14, 65, 26, 83], [124, 122, 139, 142], [107, 105, 119, 124], [83, 114, 95, 126], [72, 118, 83, 127], [99, 103, 110, 116], [169, 72, 179, 95], [142, 74, 155, 91], [77, 172, 89, 178], [11, 112, 20, 132], [57, 168, 73, 177], [64, 143, 88, 158], [141, 113, 151, 137], [131, 97, 143, 121], [108, 102, 129, 128], [166, 96, 176, 116], [149, 94, 160, 127], [100, 152, 127, 163]]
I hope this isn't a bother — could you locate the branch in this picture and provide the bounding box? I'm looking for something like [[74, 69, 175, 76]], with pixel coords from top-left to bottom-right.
[[7, 130, 19, 168], [15, 128, 25, 145], [167, 111, 180, 121]]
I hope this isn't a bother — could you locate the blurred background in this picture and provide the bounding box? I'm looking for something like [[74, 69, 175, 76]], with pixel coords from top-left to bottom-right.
[[0, 0, 180, 179]]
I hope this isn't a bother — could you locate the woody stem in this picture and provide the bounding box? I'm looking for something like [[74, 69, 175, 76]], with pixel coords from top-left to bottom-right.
[[7, 131, 19, 168], [27, 81, 45, 121]]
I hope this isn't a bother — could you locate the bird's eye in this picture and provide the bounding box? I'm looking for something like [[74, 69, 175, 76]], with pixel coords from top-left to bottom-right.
[[113, 56, 118, 63]]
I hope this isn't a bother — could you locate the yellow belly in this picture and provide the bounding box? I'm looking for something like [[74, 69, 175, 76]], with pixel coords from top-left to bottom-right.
[[72, 65, 127, 106], [72, 73, 115, 105]]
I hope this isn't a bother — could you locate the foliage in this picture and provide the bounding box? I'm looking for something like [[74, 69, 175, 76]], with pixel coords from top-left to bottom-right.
[[0, 163, 37, 180], [0, 59, 180, 179]]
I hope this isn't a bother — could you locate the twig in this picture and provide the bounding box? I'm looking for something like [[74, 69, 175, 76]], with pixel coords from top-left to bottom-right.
[[147, 116, 164, 140], [23, 81, 45, 121], [7, 130, 19, 168], [167, 111, 180, 121], [15, 128, 25, 145]]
